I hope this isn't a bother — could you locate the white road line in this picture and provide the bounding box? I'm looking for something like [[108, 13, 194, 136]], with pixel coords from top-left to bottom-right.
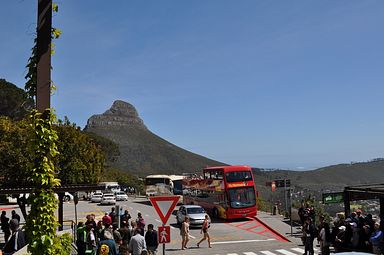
[[260, 251, 277, 255], [243, 252, 258, 255], [155, 219, 161, 223], [227, 254, 239, 255], [212, 238, 275, 245], [276, 249, 298, 255], [170, 225, 175, 229], [188, 234, 196, 239], [145, 214, 149, 217], [290, 248, 304, 253]]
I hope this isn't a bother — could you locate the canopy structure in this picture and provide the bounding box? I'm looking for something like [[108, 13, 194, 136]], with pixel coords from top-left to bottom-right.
[[344, 183, 384, 219], [0, 184, 102, 230]]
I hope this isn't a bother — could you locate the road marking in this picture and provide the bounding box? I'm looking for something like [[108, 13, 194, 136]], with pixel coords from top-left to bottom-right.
[[211, 238, 275, 245], [155, 219, 161, 223], [145, 214, 149, 217], [227, 253, 239, 255], [276, 249, 297, 255], [260, 251, 277, 255], [290, 248, 304, 253], [170, 225, 175, 229], [243, 252, 258, 255], [188, 234, 196, 239]]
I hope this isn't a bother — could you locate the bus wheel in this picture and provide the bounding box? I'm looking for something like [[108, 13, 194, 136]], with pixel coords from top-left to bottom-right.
[[212, 208, 219, 219]]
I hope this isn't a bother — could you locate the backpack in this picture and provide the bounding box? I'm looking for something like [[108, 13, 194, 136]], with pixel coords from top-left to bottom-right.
[[98, 243, 110, 255]]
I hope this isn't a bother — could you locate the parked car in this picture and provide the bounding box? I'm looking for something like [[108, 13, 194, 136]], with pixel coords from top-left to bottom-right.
[[115, 191, 128, 201], [91, 192, 103, 203], [176, 205, 210, 227], [54, 192, 74, 202], [101, 193, 116, 205]]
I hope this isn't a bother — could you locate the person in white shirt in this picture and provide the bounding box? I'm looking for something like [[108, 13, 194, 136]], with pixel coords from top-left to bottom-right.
[[128, 228, 147, 255]]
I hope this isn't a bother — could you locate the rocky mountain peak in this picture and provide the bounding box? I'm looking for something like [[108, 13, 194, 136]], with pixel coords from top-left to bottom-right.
[[85, 100, 147, 130]]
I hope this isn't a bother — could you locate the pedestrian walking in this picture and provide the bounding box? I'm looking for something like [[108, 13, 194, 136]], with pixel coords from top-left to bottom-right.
[[370, 222, 384, 255], [97, 231, 119, 255], [303, 217, 317, 255], [318, 222, 330, 255], [136, 213, 146, 236], [1, 211, 11, 243], [85, 223, 97, 255], [76, 222, 87, 255], [118, 221, 131, 255], [11, 210, 20, 224], [128, 228, 147, 255], [180, 216, 190, 250], [197, 214, 211, 248], [145, 224, 158, 255]]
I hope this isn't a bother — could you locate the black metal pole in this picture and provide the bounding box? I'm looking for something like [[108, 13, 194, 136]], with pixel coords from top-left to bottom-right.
[[163, 224, 165, 255], [37, 0, 52, 112]]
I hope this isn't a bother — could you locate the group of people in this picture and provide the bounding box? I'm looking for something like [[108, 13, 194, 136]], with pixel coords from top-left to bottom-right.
[[76, 207, 212, 255], [76, 209, 156, 255], [299, 204, 384, 255], [0, 210, 26, 254]]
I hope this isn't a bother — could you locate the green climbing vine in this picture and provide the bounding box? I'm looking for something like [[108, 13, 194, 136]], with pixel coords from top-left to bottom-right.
[[24, 3, 70, 255]]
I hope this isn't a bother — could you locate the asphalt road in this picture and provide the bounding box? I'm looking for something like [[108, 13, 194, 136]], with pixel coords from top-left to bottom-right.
[[64, 197, 308, 255], [1, 197, 308, 255]]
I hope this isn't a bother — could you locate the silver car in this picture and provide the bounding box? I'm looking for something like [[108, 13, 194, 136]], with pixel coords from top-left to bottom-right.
[[176, 205, 210, 227], [100, 193, 116, 205]]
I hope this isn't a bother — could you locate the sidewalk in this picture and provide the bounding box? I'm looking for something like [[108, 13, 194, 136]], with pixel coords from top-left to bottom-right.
[[256, 210, 303, 245]]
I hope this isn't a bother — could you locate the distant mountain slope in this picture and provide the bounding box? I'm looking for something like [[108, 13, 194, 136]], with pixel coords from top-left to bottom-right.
[[253, 160, 384, 196], [84, 100, 225, 176]]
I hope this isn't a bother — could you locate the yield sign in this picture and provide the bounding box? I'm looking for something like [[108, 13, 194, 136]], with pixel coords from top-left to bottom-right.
[[149, 196, 179, 225]]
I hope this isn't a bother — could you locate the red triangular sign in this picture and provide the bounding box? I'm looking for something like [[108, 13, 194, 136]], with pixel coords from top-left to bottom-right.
[[149, 196, 180, 225]]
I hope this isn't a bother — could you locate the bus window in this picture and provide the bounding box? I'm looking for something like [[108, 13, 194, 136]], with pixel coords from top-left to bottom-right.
[[225, 171, 253, 182], [204, 171, 210, 179], [228, 187, 256, 208], [214, 171, 223, 180]]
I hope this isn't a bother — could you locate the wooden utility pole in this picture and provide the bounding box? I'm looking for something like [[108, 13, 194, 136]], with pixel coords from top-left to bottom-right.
[[36, 0, 52, 112]]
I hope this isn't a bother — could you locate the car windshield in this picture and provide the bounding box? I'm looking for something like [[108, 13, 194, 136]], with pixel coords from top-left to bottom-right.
[[187, 207, 205, 214], [228, 187, 256, 208], [225, 171, 253, 183], [117, 192, 125, 195]]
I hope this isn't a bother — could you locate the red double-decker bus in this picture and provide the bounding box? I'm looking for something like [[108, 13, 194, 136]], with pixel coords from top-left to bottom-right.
[[183, 165, 257, 219]]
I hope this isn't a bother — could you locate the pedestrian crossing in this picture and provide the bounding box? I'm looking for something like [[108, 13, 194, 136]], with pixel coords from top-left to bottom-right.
[[214, 247, 319, 255]]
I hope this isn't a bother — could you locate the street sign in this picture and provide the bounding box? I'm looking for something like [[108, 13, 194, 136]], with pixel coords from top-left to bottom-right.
[[149, 196, 180, 225], [322, 192, 344, 204], [158, 226, 171, 243], [275, 179, 291, 188]]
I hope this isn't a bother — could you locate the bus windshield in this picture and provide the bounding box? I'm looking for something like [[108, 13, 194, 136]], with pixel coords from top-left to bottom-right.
[[225, 171, 253, 183], [145, 178, 170, 186], [228, 187, 256, 208]]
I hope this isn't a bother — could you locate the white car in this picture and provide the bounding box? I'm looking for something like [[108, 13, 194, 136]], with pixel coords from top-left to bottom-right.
[[115, 191, 128, 201], [91, 192, 103, 203], [101, 193, 116, 205]]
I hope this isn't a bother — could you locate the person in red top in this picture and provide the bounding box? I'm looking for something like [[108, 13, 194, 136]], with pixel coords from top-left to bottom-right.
[[102, 212, 112, 226]]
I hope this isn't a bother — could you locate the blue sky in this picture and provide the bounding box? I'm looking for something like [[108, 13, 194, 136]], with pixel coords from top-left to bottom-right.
[[1, 1, 384, 170]]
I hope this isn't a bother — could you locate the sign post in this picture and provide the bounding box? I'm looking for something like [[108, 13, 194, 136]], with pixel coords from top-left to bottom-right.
[[149, 196, 180, 255], [322, 192, 344, 204]]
